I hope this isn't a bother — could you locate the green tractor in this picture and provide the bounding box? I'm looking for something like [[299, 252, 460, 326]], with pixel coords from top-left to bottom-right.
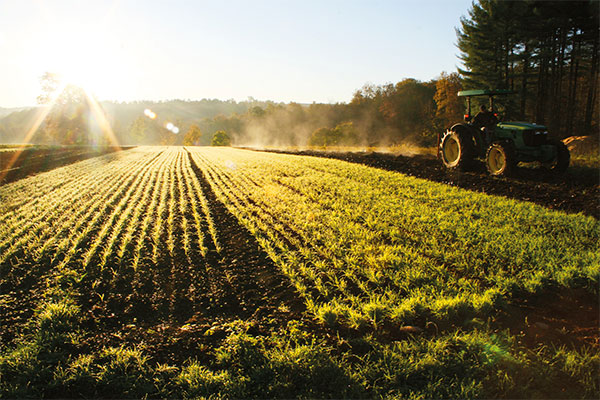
[[437, 89, 570, 176]]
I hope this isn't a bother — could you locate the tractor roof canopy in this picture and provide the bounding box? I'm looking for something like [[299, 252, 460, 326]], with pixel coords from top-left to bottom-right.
[[458, 89, 514, 97]]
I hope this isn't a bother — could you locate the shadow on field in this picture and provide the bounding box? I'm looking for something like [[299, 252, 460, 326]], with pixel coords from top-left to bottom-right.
[[185, 148, 305, 322], [78, 149, 306, 364]]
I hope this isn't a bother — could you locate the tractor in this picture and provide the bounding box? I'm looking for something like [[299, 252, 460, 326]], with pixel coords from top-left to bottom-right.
[[437, 89, 570, 176]]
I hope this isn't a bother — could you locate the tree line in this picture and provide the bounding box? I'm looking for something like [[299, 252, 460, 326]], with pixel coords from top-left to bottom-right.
[[193, 76, 463, 148]]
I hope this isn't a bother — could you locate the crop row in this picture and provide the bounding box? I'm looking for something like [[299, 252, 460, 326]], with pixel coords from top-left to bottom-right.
[[2, 146, 308, 360], [188, 147, 599, 328], [0, 147, 232, 349]]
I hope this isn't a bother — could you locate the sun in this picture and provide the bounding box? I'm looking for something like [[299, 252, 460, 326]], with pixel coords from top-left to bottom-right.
[[14, 3, 128, 148], [27, 0, 134, 101], [51, 32, 125, 98], [28, 24, 126, 147], [36, 15, 131, 101]]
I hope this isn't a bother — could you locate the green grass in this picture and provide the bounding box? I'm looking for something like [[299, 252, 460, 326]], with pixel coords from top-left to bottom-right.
[[2, 319, 598, 398], [191, 148, 598, 329], [0, 146, 598, 398]]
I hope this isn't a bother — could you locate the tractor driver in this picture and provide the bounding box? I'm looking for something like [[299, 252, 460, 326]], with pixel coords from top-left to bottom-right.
[[472, 105, 498, 149], [472, 105, 497, 129]]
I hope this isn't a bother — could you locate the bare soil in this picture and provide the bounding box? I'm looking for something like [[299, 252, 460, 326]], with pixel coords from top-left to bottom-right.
[[495, 287, 599, 350], [0, 146, 132, 185]]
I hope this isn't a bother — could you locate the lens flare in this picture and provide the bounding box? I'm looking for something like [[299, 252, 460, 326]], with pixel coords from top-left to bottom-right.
[[165, 122, 179, 133], [0, 81, 120, 182], [144, 109, 156, 119], [225, 160, 237, 170]]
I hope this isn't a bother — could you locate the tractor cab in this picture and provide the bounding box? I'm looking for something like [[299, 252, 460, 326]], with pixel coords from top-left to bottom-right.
[[437, 89, 569, 176], [458, 89, 510, 124]]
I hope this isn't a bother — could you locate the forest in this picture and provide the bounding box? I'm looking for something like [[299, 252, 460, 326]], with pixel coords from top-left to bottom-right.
[[0, 0, 597, 148]]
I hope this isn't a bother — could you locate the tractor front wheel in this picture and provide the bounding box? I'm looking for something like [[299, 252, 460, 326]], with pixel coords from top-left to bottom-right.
[[547, 139, 570, 173], [440, 130, 474, 170], [486, 141, 515, 176]]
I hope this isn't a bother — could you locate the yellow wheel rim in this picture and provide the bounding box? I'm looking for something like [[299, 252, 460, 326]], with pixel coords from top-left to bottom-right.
[[488, 147, 505, 174], [443, 137, 460, 164]]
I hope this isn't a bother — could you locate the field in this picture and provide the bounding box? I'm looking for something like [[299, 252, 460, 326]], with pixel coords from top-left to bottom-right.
[[0, 146, 598, 398]]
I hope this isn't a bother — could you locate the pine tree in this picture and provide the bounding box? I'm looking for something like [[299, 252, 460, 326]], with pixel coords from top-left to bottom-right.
[[457, 0, 599, 136]]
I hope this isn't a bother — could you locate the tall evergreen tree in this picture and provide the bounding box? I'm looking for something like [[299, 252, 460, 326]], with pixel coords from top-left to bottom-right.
[[457, 0, 599, 137]]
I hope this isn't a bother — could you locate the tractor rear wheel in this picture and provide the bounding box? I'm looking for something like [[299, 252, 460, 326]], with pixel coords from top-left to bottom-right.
[[440, 130, 474, 170], [486, 141, 515, 176], [547, 139, 570, 173]]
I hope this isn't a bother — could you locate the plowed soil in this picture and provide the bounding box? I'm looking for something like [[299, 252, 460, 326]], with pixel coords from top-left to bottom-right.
[[259, 149, 599, 219], [0, 145, 132, 185]]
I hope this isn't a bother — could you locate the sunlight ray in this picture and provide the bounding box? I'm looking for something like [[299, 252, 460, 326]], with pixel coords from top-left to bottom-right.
[[84, 91, 120, 148], [0, 81, 67, 182]]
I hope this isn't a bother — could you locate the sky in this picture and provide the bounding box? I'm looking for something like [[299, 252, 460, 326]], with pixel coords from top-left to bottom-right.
[[0, 0, 473, 108]]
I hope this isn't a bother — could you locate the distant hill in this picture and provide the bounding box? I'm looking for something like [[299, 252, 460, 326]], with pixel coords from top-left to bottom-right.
[[99, 99, 256, 135], [0, 106, 32, 119], [0, 107, 42, 143], [0, 99, 276, 144]]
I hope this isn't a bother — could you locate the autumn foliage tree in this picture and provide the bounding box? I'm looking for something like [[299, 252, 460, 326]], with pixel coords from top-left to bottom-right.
[[211, 130, 231, 146], [183, 124, 202, 146], [434, 72, 464, 130], [348, 79, 437, 144]]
